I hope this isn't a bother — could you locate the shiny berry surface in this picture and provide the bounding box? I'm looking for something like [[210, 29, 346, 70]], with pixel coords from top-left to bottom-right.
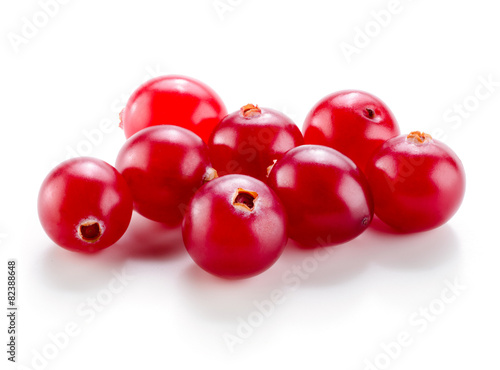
[[120, 75, 227, 143], [365, 131, 466, 232], [115, 125, 215, 225], [268, 145, 373, 247], [38, 157, 133, 253], [208, 104, 304, 182], [303, 90, 400, 173], [182, 175, 287, 279]]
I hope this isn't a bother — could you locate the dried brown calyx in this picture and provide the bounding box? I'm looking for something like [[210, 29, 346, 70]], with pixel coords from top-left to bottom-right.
[[232, 188, 258, 211], [203, 168, 219, 183], [240, 104, 262, 118], [78, 220, 103, 243], [407, 131, 433, 144]]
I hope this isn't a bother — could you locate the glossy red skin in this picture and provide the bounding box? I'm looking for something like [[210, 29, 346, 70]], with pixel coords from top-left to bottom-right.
[[303, 90, 400, 173], [268, 145, 373, 247], [121, 75, 227, 143], [116, 125, 213, 225], [208, 107, 304, 182], [182, 175, 287, 279], [365, 135, 466, 232], [38, 157, 133, 253]]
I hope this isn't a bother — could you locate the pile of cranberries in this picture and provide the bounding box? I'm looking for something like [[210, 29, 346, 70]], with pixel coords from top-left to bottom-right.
[[38, 75, 466, 279]]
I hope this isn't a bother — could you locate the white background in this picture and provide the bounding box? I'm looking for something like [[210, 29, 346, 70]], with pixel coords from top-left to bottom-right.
[[1, 0, 499, 369]]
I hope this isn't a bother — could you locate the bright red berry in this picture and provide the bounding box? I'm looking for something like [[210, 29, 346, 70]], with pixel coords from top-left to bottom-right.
[[115, 125, 216, 226], [182, 175, 287, 279], [38, 157, 133, 253], [208, 104, 304, 182], [268, 145, 373, 247], [120, 75, 227, 143], [365, 131, 466, 232], [303, 90, 400, 173]]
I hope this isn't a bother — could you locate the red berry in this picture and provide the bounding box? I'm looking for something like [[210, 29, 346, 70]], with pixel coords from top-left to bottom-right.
[[268, 145, 373, 247], [38, 157, 133, 253], [120, 75, 227, 143], [365, 131, 466, 232], [115, 125, 216, 225], [303, 90, 400, 173], [182, 175, 287, 279], [208, 104, 304, 182]]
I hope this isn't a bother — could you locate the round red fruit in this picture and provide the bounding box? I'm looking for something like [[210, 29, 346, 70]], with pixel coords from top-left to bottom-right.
[[268, 145, 373, 247], [115, 125, 216, 225], [120, 75, 227, 143], [303, 90, 400, 173], [365, 131, 466, 232], [38, 157, 133, 253], [208, 104, 304, 182], [182, 175, 287, 279]]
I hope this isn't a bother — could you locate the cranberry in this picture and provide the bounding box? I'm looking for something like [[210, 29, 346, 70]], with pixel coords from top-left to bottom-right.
[[208, 104, 304, 182], [303, 90, 400, 173], [182, 175, 287, 279], [38, 158, 133, 253], [115, 125, 216, 225], [365, 131, 466, 232], [268, 145, 373, 247], [120, 75, 227, 143]]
